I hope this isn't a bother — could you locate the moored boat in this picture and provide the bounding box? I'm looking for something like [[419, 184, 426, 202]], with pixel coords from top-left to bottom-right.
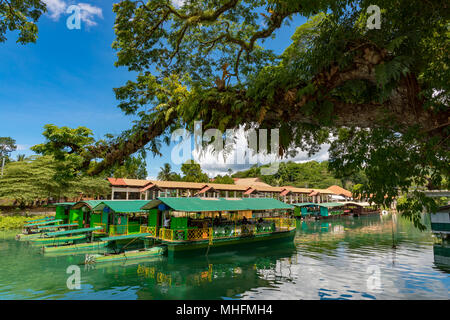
[[85, 246, 166, 264], [29, 226, 102, 245]]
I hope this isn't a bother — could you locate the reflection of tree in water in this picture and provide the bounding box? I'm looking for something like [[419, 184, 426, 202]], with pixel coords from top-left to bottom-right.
[[295, 215, 434, 259]]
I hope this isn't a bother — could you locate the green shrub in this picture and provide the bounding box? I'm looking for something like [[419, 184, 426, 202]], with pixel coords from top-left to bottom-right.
[[0, 215, 47, 230]]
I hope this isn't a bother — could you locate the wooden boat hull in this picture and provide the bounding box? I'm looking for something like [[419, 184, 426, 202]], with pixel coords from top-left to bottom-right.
[[85, 246, 166, 264], [160, 228, 296, 257], [43, 241, 109, 253], [15, 233, 44, 241], [29, 234, 87, 245]]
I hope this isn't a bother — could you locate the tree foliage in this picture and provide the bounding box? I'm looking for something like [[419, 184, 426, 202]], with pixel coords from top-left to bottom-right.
[[30, 1, 449, 229], [0, 155, 110, 207], [0, 136, 16, 159], [213, 174, 234, 184], [157, 163, 180, 180], [232, 161, 361, 189], [0, 0, 46, 44], [180, 160, 210, 183]]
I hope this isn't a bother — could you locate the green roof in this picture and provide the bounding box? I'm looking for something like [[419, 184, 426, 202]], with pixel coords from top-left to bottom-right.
[[316, 202, 344, 208], [141, 197, 294, 212], [92, 200, 150, 213], [52, 202, 76, 207], [292, 202, 317, 207], [292, 202, 343, 208], [72, 200, 104, 210]]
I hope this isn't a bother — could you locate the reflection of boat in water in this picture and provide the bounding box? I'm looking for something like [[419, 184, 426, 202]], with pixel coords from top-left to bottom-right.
[[83, 241, 297, 299], [433, 242, 450, 273], [430, 205, 450, 239]]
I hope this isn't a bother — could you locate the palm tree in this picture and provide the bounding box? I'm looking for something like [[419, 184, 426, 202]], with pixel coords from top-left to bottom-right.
[[157, 163, 175, 181], [16, 154, 26, 161]]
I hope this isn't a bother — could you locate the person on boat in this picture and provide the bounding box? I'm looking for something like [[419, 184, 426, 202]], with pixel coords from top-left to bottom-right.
[[163, 215, 170, 228]]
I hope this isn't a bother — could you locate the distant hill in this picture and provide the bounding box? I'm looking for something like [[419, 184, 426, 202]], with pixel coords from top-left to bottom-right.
[[231, 161, 367, 190]]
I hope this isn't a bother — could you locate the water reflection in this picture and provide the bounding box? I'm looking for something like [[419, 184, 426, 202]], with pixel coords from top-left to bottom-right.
[[0, 215, 449, 300]]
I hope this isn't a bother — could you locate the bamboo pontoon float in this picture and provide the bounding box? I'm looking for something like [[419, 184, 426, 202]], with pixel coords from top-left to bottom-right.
[[29, 226, 102, 245], [138, 197, 296, 257], [16, 219, 65, 240]]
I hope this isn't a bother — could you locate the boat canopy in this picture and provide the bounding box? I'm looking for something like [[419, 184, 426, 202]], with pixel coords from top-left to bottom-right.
[[37, 223, 78, 229], [45, 226, 102, 237], [292, 202, 317, 207], [25, 219, 63, 227], [338, 201, 372, 207], [92, 200, 151, 213], [24, 217, 54, 224], [100, 233, 152, 242], [316, 202, 344, 208], [71, 200, 104, 210], [52, 202, 76, 207], [293, 202, 353, 208], [141, 197, 294, 212]]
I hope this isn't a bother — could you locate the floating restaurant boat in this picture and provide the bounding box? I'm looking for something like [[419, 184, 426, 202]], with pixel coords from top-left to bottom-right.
[[39, 197, 295, 259], [293, 202, 379, 219], [293, 202, 346, 219], [138, 197, 296, 257], [430, 205, 450, 239]]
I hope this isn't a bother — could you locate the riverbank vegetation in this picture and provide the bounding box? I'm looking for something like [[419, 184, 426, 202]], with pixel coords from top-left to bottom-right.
[[0, 215, 49, 230], [0, 155, 110, 208]]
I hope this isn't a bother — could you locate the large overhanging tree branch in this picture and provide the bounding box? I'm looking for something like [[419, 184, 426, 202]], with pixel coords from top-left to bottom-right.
[[0, 0, 46, 43], [32, 0, 449, 229]]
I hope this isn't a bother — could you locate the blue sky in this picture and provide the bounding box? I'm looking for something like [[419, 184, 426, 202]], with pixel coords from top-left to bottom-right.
[[0, 1, 327, 179]]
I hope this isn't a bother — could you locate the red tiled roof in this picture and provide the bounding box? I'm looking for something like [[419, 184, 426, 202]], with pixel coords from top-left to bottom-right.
[[196, 186, 213, 194], [243, 188, 256, 195], [140, 183, 157, 192], [327, 185, 352, 198], [107, 178, 126, 186], [280, 189, 291, 196]]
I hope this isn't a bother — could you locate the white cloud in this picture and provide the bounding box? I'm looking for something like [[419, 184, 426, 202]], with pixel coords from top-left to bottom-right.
[[15, 144, 29, 151], [77, 3, 103, 26], [171, 0, 186, 8], [189, 126, 330, 177], [43, 0, 67, 20], [42, 0, 103, 26]]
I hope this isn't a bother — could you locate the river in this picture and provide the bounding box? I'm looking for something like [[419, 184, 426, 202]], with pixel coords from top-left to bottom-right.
[[0, 214, 448, 299]]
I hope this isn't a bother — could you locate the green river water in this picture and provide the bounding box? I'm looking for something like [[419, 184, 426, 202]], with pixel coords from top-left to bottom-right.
[[0, 214, 449, 300]]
